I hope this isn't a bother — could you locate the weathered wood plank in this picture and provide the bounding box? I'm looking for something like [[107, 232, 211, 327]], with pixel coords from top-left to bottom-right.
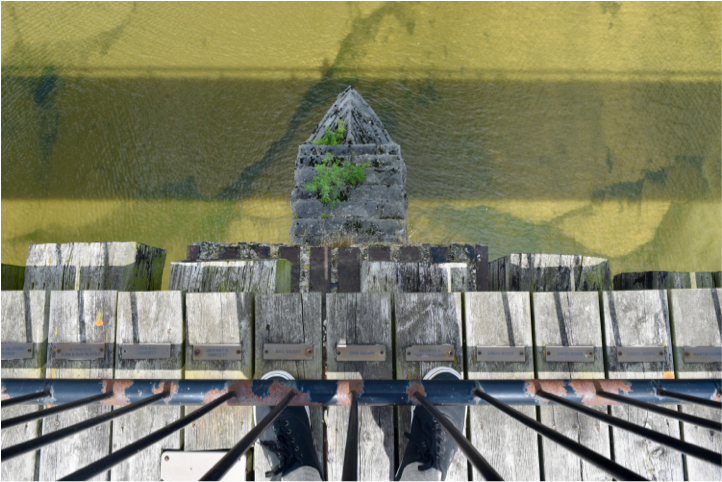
[[111, 292, 184, 481], [168, 260, 291, 293], [39, 291, 117, 481], [361, 261, 471, 292], [465, 292, 540, 480], [395, 293, 468, 481], [601, 290, 683, 480], [491, 254, 611, 292], [1, 264, 25, 290], [533, 292, 611, 481], [668, 289, 722, 481], [24, 242, 165, 291], [326, 293, 394, 481], [184, 293, 253, 451], [254, 294, 323, 481], [1, 291, 49, 481]]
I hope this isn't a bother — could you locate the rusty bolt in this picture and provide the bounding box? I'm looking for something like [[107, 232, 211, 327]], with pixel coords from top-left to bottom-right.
[[236, 349, 241, 355], [167, 329, 171, 334], [587, 351, 593, 357], [191, 422, 196, 427], [164, 455, 170, 461], [684, 351, 691, 357], [305, 347, 313, 356], [194, 349, 200, 356]]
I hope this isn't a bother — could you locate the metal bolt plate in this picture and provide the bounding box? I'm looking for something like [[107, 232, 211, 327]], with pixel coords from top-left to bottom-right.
[[477, 346, 526, 363], [336, 344, 386, 362], [55, 343, 105, 360], [192, 344, 243, 361], [406, 345, 455, 362], [545, 346, 594, 363], [616, 346, 665, 363], [121, 343, 171, 360], [682, 346, 721, 364], [263, 344, 314, 361], [1, 343, 33, 360]]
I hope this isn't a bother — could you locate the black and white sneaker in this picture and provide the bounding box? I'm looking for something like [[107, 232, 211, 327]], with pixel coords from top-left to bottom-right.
[[395, 367, 467, 481], [254, 371, 324, 480]]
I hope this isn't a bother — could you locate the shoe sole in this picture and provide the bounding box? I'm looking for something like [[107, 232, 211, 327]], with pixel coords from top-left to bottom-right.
[[253, 370, 311, 426], [410, 367, 468, 427]]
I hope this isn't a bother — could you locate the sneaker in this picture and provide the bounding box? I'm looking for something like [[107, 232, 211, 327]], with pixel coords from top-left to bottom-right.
[[254, 371, 324, 480], [395, 367, 467, 481]]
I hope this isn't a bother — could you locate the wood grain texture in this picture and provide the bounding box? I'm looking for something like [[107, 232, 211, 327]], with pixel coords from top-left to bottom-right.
[[185, 293, 253, 451], [491, 254, 611, 292], [361, 261, 472, 293], [668, 289, 722, 481], [254, 293, 323, 481], [326, 293, 394, 481], [533, 292, 611, 481], [40, 290, 117, 481], [465, 292, 540, 480], [168, 260, 291, 293], [1, 290, 49, 481], [395, 293, 468, 481], [111, 292, 184, 481], [601, 290, 683, 481], [24, 242, 165, 291]]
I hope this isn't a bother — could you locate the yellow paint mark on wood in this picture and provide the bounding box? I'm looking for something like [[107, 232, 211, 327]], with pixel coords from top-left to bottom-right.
[[95, 310, 103, 327], [55, 326, 57, 336], [663, 371, 675, 379], [51, 368, 56, 379]]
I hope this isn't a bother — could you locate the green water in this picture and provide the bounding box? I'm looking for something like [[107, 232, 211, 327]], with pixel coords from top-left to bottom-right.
[[2, 2, 720, 288]]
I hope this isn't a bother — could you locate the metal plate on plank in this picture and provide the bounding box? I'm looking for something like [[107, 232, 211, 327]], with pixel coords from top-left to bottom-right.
[[192, 344, 243, 361], [1, 343, 33, 360], [121, 343, 171, 360], [476, 346, 526, 363], [683, 346, 721, 364], [55, 343, 105, 360], [160, 451, 245, 481], [545, 346, 594, 363], [406, 345, 455, 362], [263, 344, 314, 360], [336, 344, 386, 362], [616, 346, 665, 363]]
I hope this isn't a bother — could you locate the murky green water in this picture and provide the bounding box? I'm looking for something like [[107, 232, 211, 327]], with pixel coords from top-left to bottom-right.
[[2, 2, 720, 288]]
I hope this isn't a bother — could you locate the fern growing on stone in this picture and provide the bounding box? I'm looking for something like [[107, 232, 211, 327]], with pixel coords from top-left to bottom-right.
[[305, 153, 370, 209]]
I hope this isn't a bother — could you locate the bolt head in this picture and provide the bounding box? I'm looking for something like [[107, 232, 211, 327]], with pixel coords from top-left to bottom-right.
[[684, 351, 691, 357], [587, 351, 593, 357], [336, 351, 341, 356], [235, 349, 241, 355], [546, 351, 551, 356], [164, 455, 170, 461], [305, 347, 313, 356], [659, 351, 664, 356], [194, 349, 200, 355], [27, 348, 31, 352]]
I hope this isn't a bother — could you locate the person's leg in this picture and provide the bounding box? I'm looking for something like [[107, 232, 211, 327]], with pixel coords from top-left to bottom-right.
[[396, 367, 467, 481], [254, 371, 324, 481]]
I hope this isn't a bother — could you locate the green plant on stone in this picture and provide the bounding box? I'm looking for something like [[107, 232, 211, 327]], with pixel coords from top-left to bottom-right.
[[305, 153, 369, 209], [310, 119, 346, 145]]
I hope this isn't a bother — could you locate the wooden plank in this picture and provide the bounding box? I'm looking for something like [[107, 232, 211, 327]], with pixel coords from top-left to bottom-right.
[[395, 293, 468, 481], [168, 260, 291, 293], [254, 294, 323, 481], [184, 293, 253, 451], [532, 292, 610, 481], [601, 290, 683, 480], [668, 288, 722, 481], [1, 264, 26, 290], [465, 292, 540, 480], [1, 291, 49, 481], [491, 254, 611, 292], [111, 292, 184, 481], [24, 242, 165, 291], [39, 291, 117, 481], [475, 245, 489, 291], [326, 293, 394, 481]]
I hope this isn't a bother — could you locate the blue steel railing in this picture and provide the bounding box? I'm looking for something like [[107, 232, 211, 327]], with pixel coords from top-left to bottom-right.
[[2, 378, 721, 481]]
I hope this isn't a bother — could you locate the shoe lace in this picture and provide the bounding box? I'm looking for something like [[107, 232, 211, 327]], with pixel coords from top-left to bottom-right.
[[404, 417, 445, 472], [261, 420, 304, 478]]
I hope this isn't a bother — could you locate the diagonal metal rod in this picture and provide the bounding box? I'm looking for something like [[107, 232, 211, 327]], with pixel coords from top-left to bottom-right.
[[537, 389, 722, 467], [598, 390, 722, 432], [473, 389, 646, 481], [1, 391, 168, 462], [341, 390, 359, 481], [200, 390, 297, 481], [1, 389, 51, 408], [60, 391, 237, 481], [656, 389, 722, 411], [1, 392, 114, 430], [412, 392, 503, 481]]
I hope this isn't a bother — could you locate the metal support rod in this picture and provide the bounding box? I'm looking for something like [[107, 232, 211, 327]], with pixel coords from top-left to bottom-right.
[[1, 391, 169, 462], [200, 390, 297, 481], [3, 378, 719, 407], [536, 390, 722, 467], [597, 390, 722, 432], [473, 389, 646, 481], [1, 389, 50, 407], [412, 392, 503, 481], [341, 390, 359, 481], [60, 391, 237, 481], [1, 392, 113, 430], [656, 388, 722, 411]]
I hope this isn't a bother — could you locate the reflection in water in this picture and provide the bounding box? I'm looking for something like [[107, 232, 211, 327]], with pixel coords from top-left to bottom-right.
[[1, 2, 720, 288]]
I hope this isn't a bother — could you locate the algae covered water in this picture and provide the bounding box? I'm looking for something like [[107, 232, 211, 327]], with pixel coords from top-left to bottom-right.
[[2, 2, 720, 288]]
